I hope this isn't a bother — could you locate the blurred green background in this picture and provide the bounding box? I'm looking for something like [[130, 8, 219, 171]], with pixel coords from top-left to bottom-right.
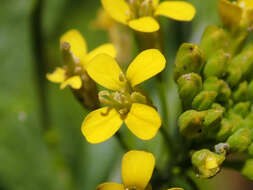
[[1, 0, 253, 189]]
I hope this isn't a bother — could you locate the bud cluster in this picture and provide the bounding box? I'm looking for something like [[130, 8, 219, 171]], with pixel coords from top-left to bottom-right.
[[174, 5, 253, 178]]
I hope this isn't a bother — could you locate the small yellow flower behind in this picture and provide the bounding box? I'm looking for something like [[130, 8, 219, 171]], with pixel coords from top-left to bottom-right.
[[101, 0, 196, 33], [81, 49, 166, 143], [218, 0, 253, 29], [96, 150, 155, 190], [46, 29, 116, 90], [238, 0, 253, 9]]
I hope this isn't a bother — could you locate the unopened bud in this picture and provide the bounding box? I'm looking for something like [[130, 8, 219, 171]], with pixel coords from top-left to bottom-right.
[[203, 109, 223, 138], [226, 127, 251, 152], [233, 81, 249, 102], [174, 43, 205, 80], [179, 110, 207, 138], [204, 77, 231, 102], [248, 80, 253, 100], [177, 73, 202, 108], [226, 62, 242, 87], [231, 101, 250, 118], [241, 159, 253, 180], [203, 50, 231, 78], [192, 91, 217, 111], [200, 25, 229, 59], [216, 118, 233, 141], [231, 45, 253, 81]]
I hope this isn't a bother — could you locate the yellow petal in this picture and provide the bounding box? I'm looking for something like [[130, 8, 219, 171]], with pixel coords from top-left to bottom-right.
[[238, 0, 253, 9], [60, 75, 82, 89], [125, 103, 161, 140], [85, 43, 117, 68], [122, 150, 155, 190], [155, 1, 196, 21], [128, 17, 160, 33], [218, 0, 242, 28], [101, 0, 130, 24], [153, 0, 160, 8], [86, 54, 125, 90], [126, 49, 166, 87], [46, 67, 66, 83], [60, 29, 87, 61], [81, 107, 123, 144], [96, 183, 124, 190]]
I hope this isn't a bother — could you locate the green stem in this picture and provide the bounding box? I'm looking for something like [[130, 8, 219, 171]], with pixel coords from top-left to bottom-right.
[[115, 132, 130, 151], [31, 0, 49, 131]]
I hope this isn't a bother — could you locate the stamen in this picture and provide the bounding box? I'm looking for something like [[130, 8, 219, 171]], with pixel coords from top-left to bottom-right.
[[100, 107, 113, 116]]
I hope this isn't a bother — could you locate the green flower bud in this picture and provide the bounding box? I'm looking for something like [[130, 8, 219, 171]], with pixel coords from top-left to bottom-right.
[[226, 62, 242, 87], [203, 77, 231, 102], [216, 118, 233, 141], [200, 25, 229, 59], [245, 113, 253, 129], [241, 159, 253, 180], [211, 103, 226, 113], [248, 143, 253, 156], [248, 80, 253, 101], [232, 46, 253, 81], [227, 113, 244, 133], [231, 102, 250, 118], [177, 73, 202, 108], [179, 110, 207, 138], [233, 81, 249, 102], [192, 149, 225, 178], [174, 43, 205, 80], [192, 91, 217, 111], [226, 127, 251, 152], [203, 50, 231, 78], [203, 109, 223, 138]]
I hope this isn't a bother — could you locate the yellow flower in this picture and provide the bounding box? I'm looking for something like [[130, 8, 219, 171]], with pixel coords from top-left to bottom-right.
[[101, 0, 196, 33], [81, 49, 166, 143], [96, 150, 155, 190], [46, 29, 116, 89], [238, 0, 253, 9], [218, 0, 253, 29]]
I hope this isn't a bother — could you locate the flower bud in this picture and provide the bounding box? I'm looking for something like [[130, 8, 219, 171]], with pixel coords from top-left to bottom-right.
[[211, 103, 225, 113], [233, 81, 249, 102], [203, 50, 231, 78], [203, 77, 231, 102], [177, 73, 202, 108], [179, 110, 207, 138], [203, 109, 223, 138], [241, 159, 253, 180], [226, 62, 242, 87], [192, 91, 217, 111], [227, 112, 244, 133], [231, 45, 253, 81], [231, 101, 250, 118], [200, 25, 229, 59], [248, 80, 253, 100], [216, 118, 233, 141], [226, 127, 251, 152], [248, 143, 253, 156], [192, 149, 225, 178], [174, 43, 205, 80]]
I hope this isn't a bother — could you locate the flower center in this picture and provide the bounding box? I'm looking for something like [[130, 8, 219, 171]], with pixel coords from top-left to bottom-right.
[[99, 73, 147, 119], [127, 0, 155, 19]]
